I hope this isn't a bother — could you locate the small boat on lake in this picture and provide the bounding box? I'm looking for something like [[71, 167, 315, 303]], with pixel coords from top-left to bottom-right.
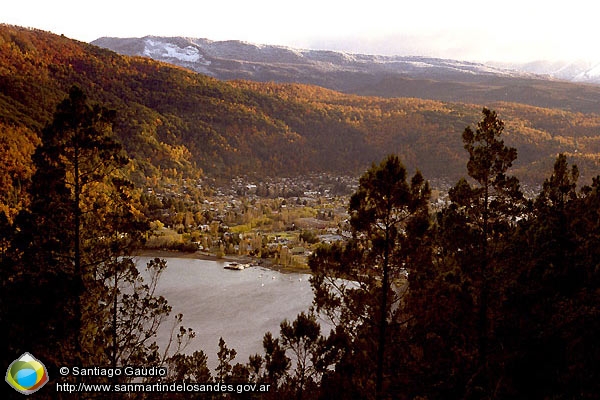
[[224, 262, 246, 271]]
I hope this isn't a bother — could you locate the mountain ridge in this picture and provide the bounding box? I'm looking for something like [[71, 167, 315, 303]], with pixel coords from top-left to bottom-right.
[[92, 35, 600, 114], [92, 35, 526, 82], [490, 59, 600, 84], [92, 35, 600, 85]]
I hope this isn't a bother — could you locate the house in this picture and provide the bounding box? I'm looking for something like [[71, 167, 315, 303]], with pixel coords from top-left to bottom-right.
[[291, 246, 306, 256]]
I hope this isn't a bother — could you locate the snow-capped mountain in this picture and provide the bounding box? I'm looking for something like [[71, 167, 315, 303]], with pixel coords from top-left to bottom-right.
[[490, 60, 600, 84], [91, 36, 600, 113], [92, 36, 600, 87], [91, 36, 526, 90]]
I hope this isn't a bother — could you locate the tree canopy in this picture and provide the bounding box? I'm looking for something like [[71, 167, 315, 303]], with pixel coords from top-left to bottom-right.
[[2, 24, 600, 192]]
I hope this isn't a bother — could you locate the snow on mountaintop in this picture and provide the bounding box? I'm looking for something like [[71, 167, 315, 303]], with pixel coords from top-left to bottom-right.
[[143, 39, 204, 63], [573, 62, 600, 83], [90, 35, 600, 115], [92, 36, 600, 86], [490, 60, 600, 84], [94, 35, 521, 79]]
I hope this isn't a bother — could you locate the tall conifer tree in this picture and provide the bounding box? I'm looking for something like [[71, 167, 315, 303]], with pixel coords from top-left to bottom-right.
[[447, 108, 524, 396], [310, 154, 430, 400], [3, 88, 193, 395]]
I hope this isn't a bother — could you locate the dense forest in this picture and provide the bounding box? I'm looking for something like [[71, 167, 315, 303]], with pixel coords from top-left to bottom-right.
[[1, 24, 599, 399], [300, 111, 600, 399], [2, 25, 600, 203]]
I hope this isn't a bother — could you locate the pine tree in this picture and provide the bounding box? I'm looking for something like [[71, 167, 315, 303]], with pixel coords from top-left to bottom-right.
[[445, 108, 524, 397], [500, 154, 600, 398], [279, 312, 326, 400], [3, 87, 193, 396], [310, 154, 430, 400], [5, 86, 129, 373]]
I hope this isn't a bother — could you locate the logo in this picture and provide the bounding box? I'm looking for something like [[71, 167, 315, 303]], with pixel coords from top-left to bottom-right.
[[6, 353, 49, 395]]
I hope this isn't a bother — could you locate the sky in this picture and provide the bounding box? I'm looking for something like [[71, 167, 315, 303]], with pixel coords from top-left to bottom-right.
[[2, 0, 598, 63]]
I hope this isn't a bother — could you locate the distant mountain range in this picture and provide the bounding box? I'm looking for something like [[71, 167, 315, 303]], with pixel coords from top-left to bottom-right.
[[92, 36, 600, 114], [490, 60, 600, 84], [92, 36, 600, 85], [92, 36, 524, 83]]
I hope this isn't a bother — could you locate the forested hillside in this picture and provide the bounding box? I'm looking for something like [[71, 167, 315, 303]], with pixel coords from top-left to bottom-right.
[[2, 24, 600, 200], [93, 35, 600, 111]]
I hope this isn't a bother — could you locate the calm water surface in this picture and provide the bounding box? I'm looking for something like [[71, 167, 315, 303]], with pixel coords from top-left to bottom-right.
[[135, 257, 315, 369]]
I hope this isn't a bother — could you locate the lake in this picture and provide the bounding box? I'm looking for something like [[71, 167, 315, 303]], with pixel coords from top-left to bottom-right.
[[135, 257, 316, 370]]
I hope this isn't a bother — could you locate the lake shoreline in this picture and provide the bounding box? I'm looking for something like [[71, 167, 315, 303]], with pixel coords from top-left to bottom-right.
[[136, 249, 311, 274], [144, 256, 317, 371]]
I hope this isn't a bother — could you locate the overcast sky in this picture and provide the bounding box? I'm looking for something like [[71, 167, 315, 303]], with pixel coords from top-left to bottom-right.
[[2, 0, 598, 63]]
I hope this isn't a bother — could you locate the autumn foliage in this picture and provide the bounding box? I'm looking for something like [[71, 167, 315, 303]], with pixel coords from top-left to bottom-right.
[[2, 24, 600, 209]]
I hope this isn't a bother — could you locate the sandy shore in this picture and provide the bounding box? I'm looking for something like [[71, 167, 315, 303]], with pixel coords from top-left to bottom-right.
[[136, 249, 310, 274]]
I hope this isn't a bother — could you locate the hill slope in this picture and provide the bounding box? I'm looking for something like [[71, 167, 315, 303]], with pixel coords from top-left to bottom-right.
[[93, 36, 600, 114], [2, 25, 600, 198]]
